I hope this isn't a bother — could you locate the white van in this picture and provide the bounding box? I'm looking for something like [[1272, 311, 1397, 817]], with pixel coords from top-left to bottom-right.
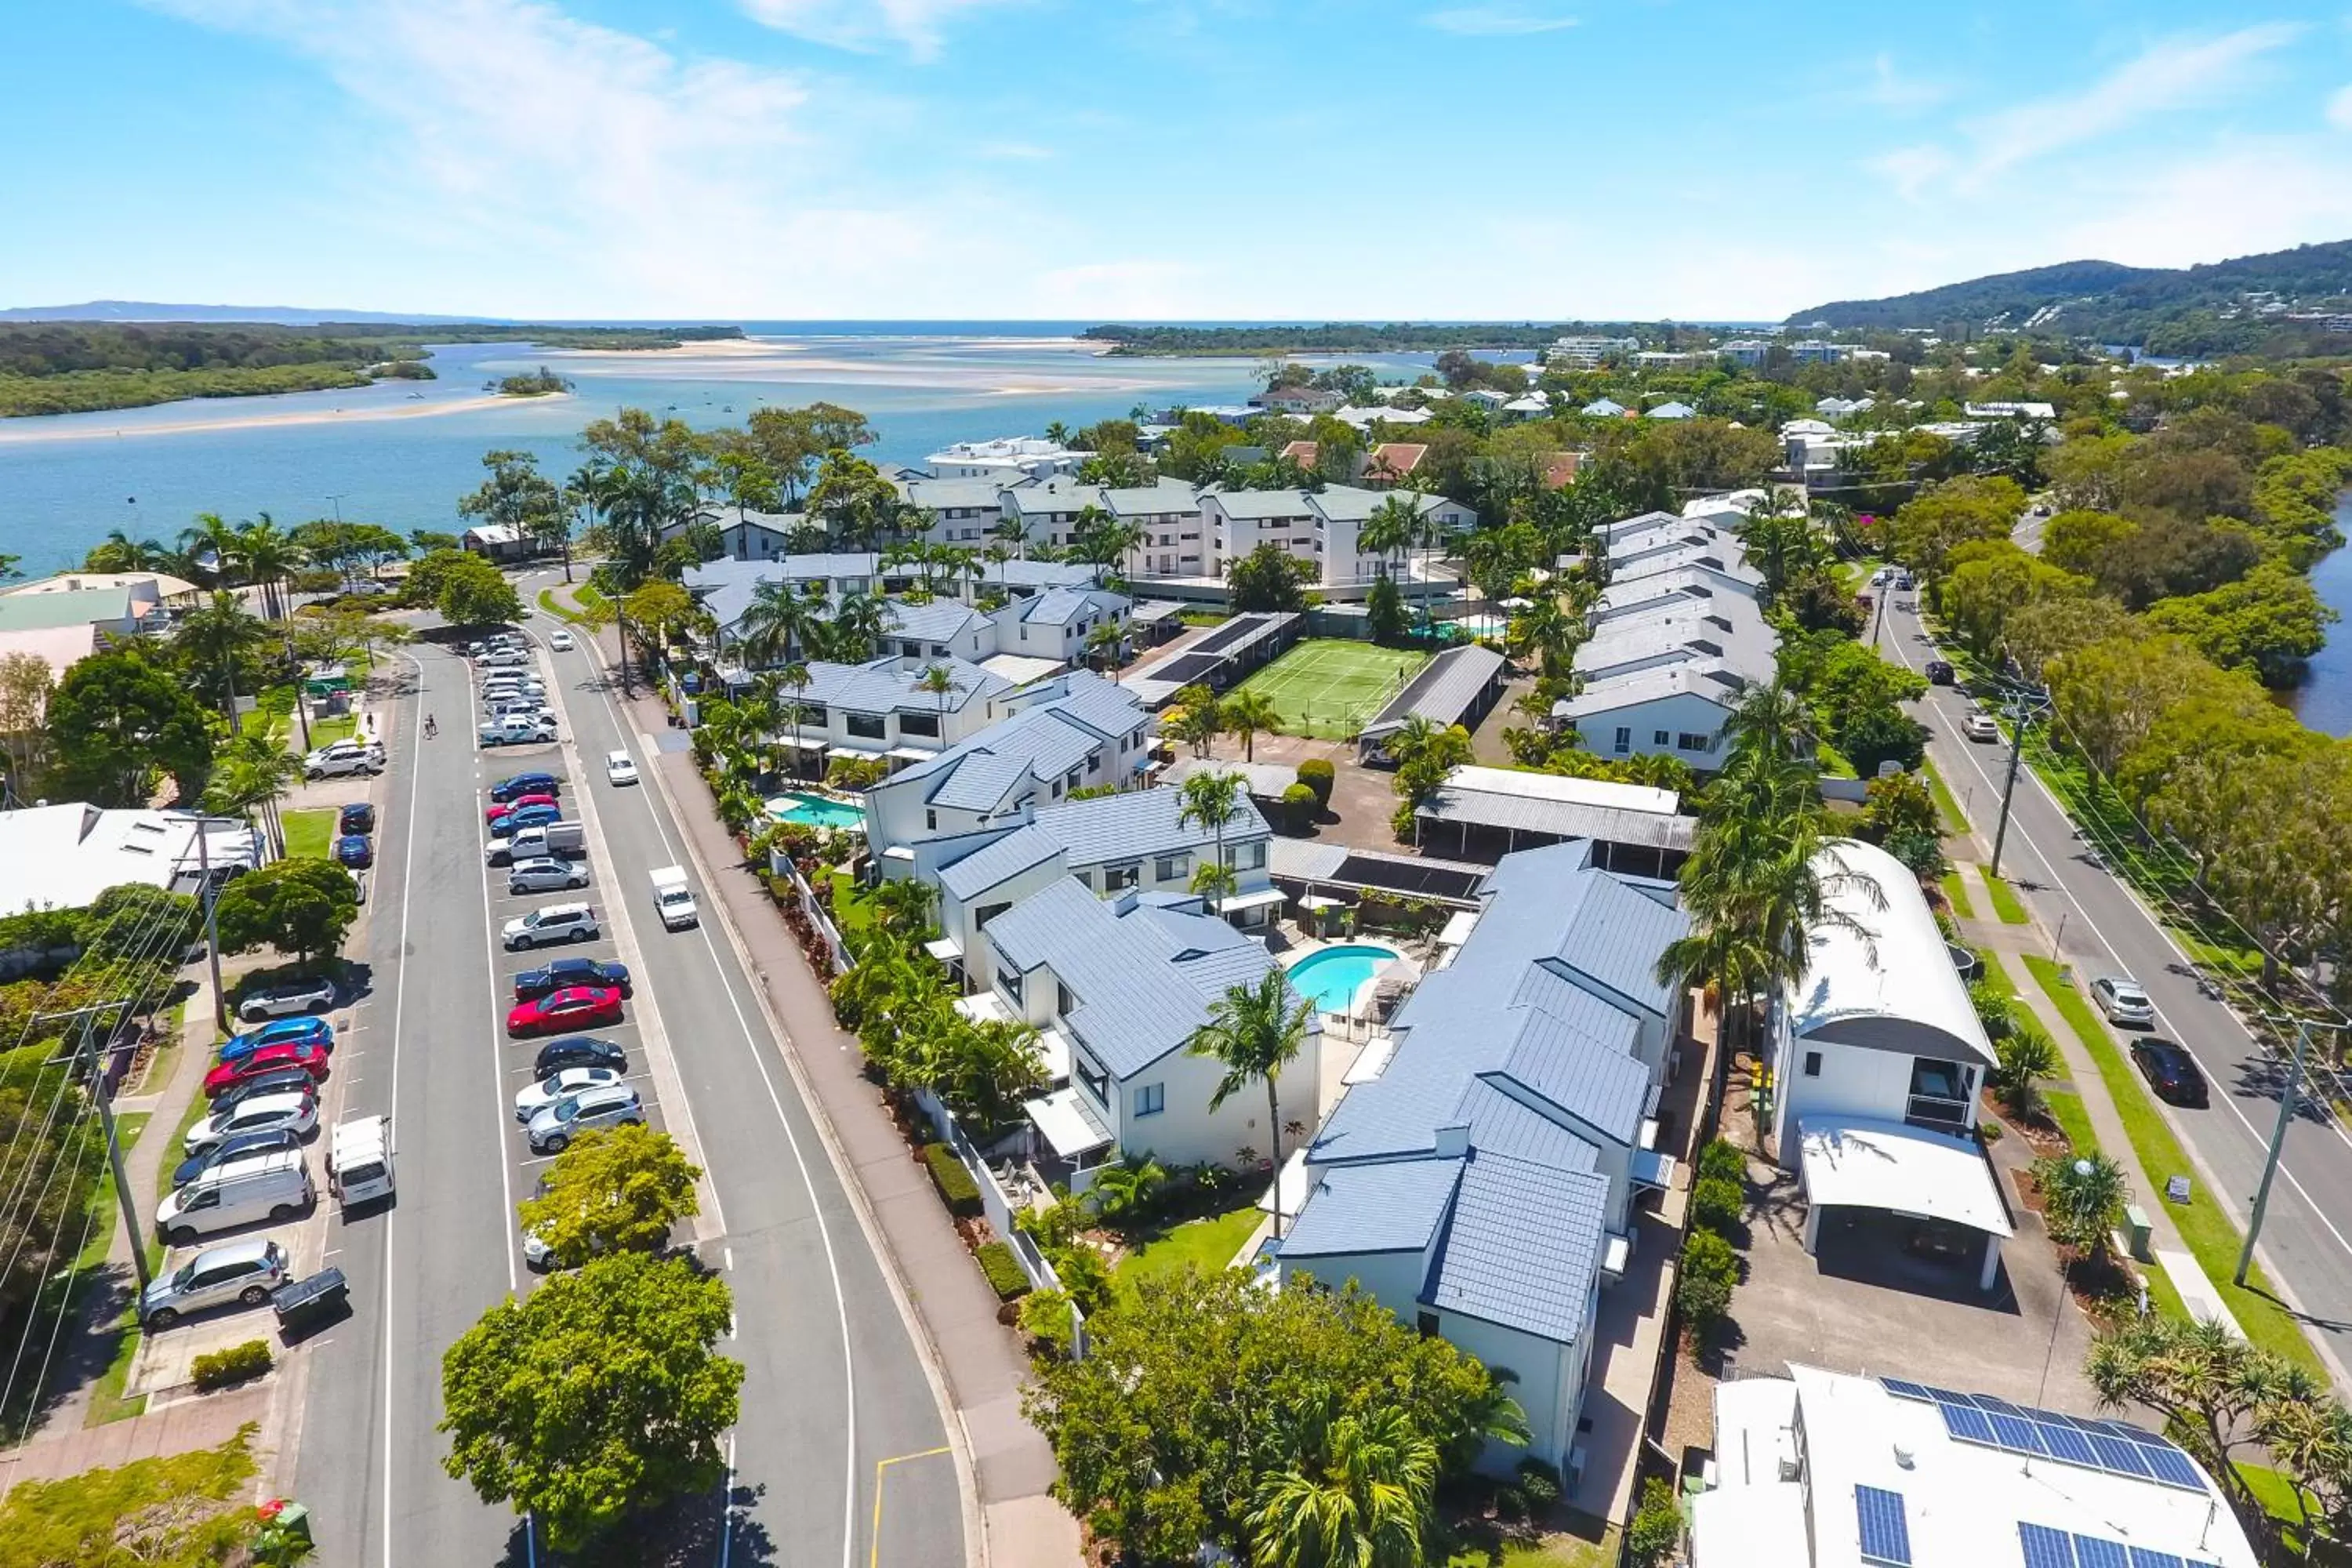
[[155, 1149, 313, 1245], [329, 1116, 395, 1207]]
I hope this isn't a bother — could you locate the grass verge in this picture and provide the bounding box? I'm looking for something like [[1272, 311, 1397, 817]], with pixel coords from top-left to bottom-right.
[[307, 713, 358, 749], [2024, 954, 2323, 1374], [2042, 1088, 2093, 1156], [1113, 1202, 1262, 1298], [536, 587, 590, 625], [1940, 870, 1975, 920], [1922, 757, 1969, 836], [281, 808, 336, 862], [1983, 869, 2030, 925]]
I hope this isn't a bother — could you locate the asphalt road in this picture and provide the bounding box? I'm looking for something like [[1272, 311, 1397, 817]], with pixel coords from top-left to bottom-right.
[[294, 593, 962, 1566], [1874, 597, 2352, 1377]]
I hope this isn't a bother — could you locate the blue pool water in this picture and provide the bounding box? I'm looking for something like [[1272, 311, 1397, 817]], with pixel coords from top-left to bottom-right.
[[766, 791, 866, 829], [1285, 943, 1402, 1013]]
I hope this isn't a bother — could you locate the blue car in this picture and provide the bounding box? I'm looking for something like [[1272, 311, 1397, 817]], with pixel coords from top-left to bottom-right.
[[490, 772, 561, 804], [338, 801, 376, 836], [335, 833, 374, 868], [488, 803, 561, 839], [220, 1015, 335, 1064]]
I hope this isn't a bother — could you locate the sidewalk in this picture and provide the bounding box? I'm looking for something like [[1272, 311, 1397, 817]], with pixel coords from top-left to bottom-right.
[[615, 678, 1079, 1568]]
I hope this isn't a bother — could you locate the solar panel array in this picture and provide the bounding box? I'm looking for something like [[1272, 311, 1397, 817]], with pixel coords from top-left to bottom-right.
[[1878, 1379, 2209, 1493], [2017, 1521, 2216, 1568], [1855, 1484, 1913, 1566]]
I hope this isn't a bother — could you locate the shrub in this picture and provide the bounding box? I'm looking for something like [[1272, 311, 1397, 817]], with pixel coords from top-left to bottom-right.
[[1279, 782, 1317, 832], [1018, 1286, 1076, 1356], [975, 1241, 1031, 1301], [1295, 758, 1335, 808], [1690, 1175, 1744, 1236], [1995, 1020, 2059, 1119], [1678, 1228, 1740, 1341], [1628, 1475, 1682, 1568], [1696, 1138, 1746, 1186], [1515, 1457, 1562, 1510], [923, 1142, 982, 1218], [1494, 1484, 1527, 1521], [190, 1339, 273, 1391]]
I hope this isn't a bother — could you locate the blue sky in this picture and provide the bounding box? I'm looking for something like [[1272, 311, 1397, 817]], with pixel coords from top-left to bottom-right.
[[7, 1, 2352, 321]]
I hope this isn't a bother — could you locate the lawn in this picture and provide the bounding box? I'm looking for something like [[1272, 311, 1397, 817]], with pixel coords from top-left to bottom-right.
[[1229, 639, 1428, 741], [1939, 870, 1974, 920], [281, 808, 336, 861], [1922, 757, 1969, 836], [2024, 954, 2324, 1375], [1114, 1201, 1262, 1296], [1982, 869, 2030, 925]]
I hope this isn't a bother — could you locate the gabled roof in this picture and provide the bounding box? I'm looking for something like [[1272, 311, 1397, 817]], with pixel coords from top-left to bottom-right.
[[937, 825, 1062, 900], [1577, 597, 1779, 685], [997, 587, 1127, 628], [0, 587, 136, 632], [1425, 1152, 1610, 1341], [1004, 478, 1103, 517], [1204, 488, 1316, 521], [897, 475, 1016, 512], [1363, 643, 1505, 739], [881, 673, 1147, 815], [1278, 1158, 1462, 1258], [1102, 479, 1203, 518], [882, 599, 989, 644], [797, 655, 1009, 717], [1553, 660, 1751, 720], [1031, 782, 1267, 867]]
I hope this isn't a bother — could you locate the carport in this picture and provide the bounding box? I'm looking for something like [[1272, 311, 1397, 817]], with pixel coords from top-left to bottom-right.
[[1797, 1117, 2013, 1293]]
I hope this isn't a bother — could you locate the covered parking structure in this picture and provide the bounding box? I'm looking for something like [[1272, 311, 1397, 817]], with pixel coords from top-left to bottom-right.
[[1357, 643, 1508, 764], [1411, 764, 1693, 877], [1796, 1117, 2014, 1292]]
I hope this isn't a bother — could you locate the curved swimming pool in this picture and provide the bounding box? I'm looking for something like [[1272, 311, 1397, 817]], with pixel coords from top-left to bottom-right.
[[766, 790, 866, 829], [1285, 942, 1403, 1014]]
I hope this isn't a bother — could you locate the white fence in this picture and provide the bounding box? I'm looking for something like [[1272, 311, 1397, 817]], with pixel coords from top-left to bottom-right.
[[770, 849, 850, 975], [913, 1086, 1090, 1359]]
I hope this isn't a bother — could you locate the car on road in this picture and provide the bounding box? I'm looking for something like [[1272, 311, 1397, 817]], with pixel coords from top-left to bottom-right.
[[485, 792, 559, 823], [219, 1016, 334, 1064], [532, 1035, 627, 1076], [170, 1127, 303, 1190], [303, 739, 386, 780], [509, 856, 591, 895], [606, 750, 638, 786], [334, 833, 373, 869], [1925, 659, 1955, 685], [489, 803, 563, 840], [237, 977, 336, 1022], [204, 1041, 331, 1097], [2092, 975, 2156, 1028], [490, 771, 561, 803], [479, 715, 557, 747], [506, 985, 624, 1036], [141, 1238, 291, 1330], [502, 902, 601, 950], [186, 1088, 318, 1153], [514, 1065, 626, 1122], [338, 801, 376, 836], [512, 954, 630, 1000], [1894, 570, 1915, 589], [2131, 1039, 2209, 1107], [524, 1083, 644, 1153], [1870, 567, 1890, 586], [549, 629, 575, 651], [1962, 712, 2001, 742], [209, 1066, 320, 1115]]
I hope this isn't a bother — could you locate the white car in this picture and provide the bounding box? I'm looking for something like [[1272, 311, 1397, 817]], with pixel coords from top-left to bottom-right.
[[525, 1083, 644, 1153], [303, 739, 385, 779], [549, 630, 575, 652], [186, 1091, 318, 1153], [503, 902, 600, 950], [2092, 976, 2155, 1028], [1963, 712, 2001, 743], [479, 715, 557, 747], [514, 1066, 626, 1123], [238, 977, 336, 1022], [509, 856, 590, 895], [481, 648, 528, 668], [606, 750, 639, 786]]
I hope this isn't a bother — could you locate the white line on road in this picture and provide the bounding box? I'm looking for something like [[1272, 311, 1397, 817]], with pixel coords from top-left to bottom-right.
[[380, 648, 428, 1568]]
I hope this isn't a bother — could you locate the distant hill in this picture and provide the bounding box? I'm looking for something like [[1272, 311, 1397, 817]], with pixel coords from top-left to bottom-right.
[[0, 300, 494, 325], [1786, 240, 2352, 354]]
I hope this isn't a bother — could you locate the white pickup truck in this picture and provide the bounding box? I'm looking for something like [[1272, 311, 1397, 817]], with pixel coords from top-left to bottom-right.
[[650, 865, 699, 930]]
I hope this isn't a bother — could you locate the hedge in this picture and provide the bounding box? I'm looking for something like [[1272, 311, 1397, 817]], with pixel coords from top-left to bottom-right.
[[191, 1339, 274, 1392], [1295, 758, 1335, 808], [975, 1240, 1031, 1301], [924, 1142, 982, 1218]]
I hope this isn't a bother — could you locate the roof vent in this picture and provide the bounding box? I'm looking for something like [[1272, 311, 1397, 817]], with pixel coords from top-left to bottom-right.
[[1893, 1443, 1915, 1468]]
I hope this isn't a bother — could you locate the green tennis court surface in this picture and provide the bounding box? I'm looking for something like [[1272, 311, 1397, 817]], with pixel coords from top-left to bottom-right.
[[1232, 639, 1428, 739]]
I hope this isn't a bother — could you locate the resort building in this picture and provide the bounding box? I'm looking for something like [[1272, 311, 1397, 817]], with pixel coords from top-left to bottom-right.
[[1548, 335, 1640, 367], [0, 579, 172, 641], [757, 655, 1014, 769], [1194, 485, 1472, 586], [0, 804, 258, 917], [1102, 480, 1208, 579], [686, 554, 1105, 654], [896, 475, 1014, 545], [924, 436, 1083, 481], [997, 476, 1106, 550]]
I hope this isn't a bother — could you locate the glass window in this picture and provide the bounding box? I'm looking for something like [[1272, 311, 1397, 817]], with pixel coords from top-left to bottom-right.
[[925, 810, 937, 830], [1613, 727, 1632, 755], [900, 711, 940, 738], [998, 968, 1022, 1004], [1155, 854, 1188, 882], [1105, 862, 1139, 891], [1802, 1050, 1821, 1077], [1074, 1049, 1109, 1109], [1653, 730, 1670, 746], [1677, 732, 1711, 752], [846, 712, 886, 740], [1133, 1083, 1165, 1118], [1057, 982, 1076, 1016], [975, 902, 1009, 929]]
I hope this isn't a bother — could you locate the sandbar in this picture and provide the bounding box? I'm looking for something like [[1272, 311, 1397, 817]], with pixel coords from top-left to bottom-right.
[[0, 391, 564, 445]]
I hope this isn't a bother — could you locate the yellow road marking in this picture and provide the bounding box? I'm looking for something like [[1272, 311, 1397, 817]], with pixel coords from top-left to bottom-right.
[[869, 1446, 954, 1568]]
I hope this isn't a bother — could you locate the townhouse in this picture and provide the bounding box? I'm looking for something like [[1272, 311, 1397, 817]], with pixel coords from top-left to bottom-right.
[[769, 655, 1014, 765]]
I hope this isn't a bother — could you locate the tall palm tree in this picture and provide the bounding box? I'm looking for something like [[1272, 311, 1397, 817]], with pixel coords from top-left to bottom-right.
[[773, 659, 814, 779], [202, 731, 302, 857], [1358, 494, 1420, 580], [175, 591, 272, 733], [231, 514, 306, 620], [734, 579, 828, 670], [1719, 681, 1814, 767], [989, 514, 1030, 565], [1246, 1402, 1438, 1568], [1084, 619, 1127, 678], [915, 662, 961, 723], [830, 590, 888, 661], [180, 513, 242, 591], [1221, 688, 1279, 762], [1177, 769, 1244, 916], [1188, 968, 1316, 1235]]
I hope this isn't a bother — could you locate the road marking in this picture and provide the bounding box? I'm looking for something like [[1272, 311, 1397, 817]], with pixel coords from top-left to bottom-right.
[[869, 1449, 953, 1568], [464, 669, 528, 1297], [723, 1246, 733, 1271], [379, 646, 430, 1568]]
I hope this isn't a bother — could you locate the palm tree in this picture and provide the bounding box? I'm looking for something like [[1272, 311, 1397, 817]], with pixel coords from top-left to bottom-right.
[[775, 659, 814, 779], [1246, 1403, 1438, 1568], [1084, 619, 1127, 678], [871, 876, 938, 939], [830, 590, 888, 661], [231, 514, 306, 620], [1176, 769, 1244, 916], [180, 513, 242, 591], [1719, 681, 1815, 766], [1083, 1152, 1166, 1225], [1358, 493, 1420, 580], [735, 579, 828, 670], [915, 662, 961, 724], [989, 515, 1030, 565], [175, 591, 272, 732], [202, 732, 302, 856], [1221, 688, 1279, 763], [1189, 968, 1315, 1235]]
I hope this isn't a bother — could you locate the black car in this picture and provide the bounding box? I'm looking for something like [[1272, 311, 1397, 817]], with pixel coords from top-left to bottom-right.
[[1925, 659, 1955, 685], [2131, 1039, 2209, 1107], [170, 1126, 303, 1189], [513, 956, 631, 1001], [210, 1066, 318, 1114], [338, 801, 376, 836], [532, 1035, 628, 1076], [490, 771, 561, 804]]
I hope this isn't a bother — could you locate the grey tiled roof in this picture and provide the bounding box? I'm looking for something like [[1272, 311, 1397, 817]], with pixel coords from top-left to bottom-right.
[[1003, 587, 1127, 628], [1425, 1152, 1610, 1341], [1417, 775, 1698, 853], [1279, 1159, 1464, 1258], [884, 674, 1148, 815], [1030, 782, 1267, 868], [1577, 597, 1778, 686], [1102, 480, 1202, 518], [883, 599, 989, 644], [937, 826, 1062, 900], [1004, 479, 1103, 517], [927, 752, 1034, 812], [1552, 662, 1750, 722], [1204, 489, 1316, 521], [1363, 643, 1506, 739], [797, 655, 1008, 717]]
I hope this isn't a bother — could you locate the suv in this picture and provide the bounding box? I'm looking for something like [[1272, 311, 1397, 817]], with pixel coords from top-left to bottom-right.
[[509, 856, 590, 895], [513, 954, 630, 1000], [186, 1089, 318, 1153], [1962, 712, 2001, 743], [490, 803, 562, 839], [524, 1083, 644, 1154], [503, 902, 600, 950], [2092, 976, 2155, 1028], [490, 771, 561, 804], [238, 977, 336, 1022], [142, 1238, 291, 1329], [338, 801, 376, 836], [1924, 659, 1955, 686], [304, 740, 385, 780]]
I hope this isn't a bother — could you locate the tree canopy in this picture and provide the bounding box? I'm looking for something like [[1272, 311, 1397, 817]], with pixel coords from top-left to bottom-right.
[[517, 1124, 702, 1269], [45, 649, 215, 807], [212, 856, 360, 966]]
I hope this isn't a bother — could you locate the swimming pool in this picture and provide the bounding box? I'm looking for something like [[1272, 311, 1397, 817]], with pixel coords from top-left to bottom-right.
[[1285, 942, 1403, 1014], [766, 791, 866, 829]]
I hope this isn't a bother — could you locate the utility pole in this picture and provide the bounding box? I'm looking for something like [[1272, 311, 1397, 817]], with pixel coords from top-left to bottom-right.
[[194, 826, 230, 1034], [1987, 686, 2049, 880], [2238, 1016, 2352, 1287], [285, 629, 313, 753], [39, 1004, 154, 1294]]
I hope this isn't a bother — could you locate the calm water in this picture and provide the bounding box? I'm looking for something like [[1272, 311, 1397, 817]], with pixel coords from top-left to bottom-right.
[[0, 328, 1467, 574], [2293, 493, 2352, 737]]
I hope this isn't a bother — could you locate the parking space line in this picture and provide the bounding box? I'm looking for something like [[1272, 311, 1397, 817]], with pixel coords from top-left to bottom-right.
[[868, 1449, 953, 1568]]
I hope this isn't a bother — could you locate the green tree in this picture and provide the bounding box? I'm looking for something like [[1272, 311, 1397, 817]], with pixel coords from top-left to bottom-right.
[[2143, 561, 2338, 687], [1228, 543, 1313, 612], [516, 1123, 702, 1269], [1994, 1021, 2060, 1123], [1084, 1151, 1167, 1226], [0, 651, 54, 797], [1168, 684, 1223, 759], [212, 857, 360, 966], [203, 731, 302, 857], [2085, 1316, 2289, 1510], [1887, 474, 2027, 579], [439, 1251, 743, 1553], [46, 649, 215, 806], [457, 448, 567, 565], [0, 1425, 263, 1568], [1364, 574, 1409, 646], [1246, 1403, 1437, 1568], [2034, 1151, 2125, 1258], [1188, 969, 1315, 1230], [173, 590, 273, 731], [1221, 688, 1280, 762], [1627, 1476, 1683, 1568], [431, 552, 524, 626], [1177, 769, 1246, 913]]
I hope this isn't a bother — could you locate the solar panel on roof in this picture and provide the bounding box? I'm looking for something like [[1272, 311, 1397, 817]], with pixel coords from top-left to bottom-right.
[[2037, 1421, 2100, 1465], [2019, 1523, 2076, 1568], [1990, 1413, 2051, 1454], [1855, 1485, 1912, 1566], [1974, 1394, 2028, 1417], [2125, 1552, 2187, 1568], [2070, 1537, 2130, 1568], [1881, 1378, 1934, 1401], [1940, 1403, 1998, 1443], [2140, 1447, 2208, 1490], [2088, 1434, 2154, 1476]]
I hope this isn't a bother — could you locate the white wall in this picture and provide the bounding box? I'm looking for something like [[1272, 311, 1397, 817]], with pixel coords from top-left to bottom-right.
[[1567, 690, 1733, 768], [1099, 1031, 1322, 1171], [1770, 1034, 1925, 1156], [1436, 1307, 1582, 1472]]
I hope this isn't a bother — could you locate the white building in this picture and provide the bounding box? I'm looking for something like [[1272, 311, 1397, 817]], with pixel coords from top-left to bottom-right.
[[999, 477, 1105, 551], [1197, 485, 1473, 586], [1548, 335, 1640, 368], [1103, 480, 1208, 578], [0, 804, 258, 917], [768, 655, 1015, 768], [924, 436, 1083, 481]]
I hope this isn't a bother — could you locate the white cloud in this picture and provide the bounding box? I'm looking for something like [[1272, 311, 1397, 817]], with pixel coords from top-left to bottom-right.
[[739, 0, 1015, 60], [1867, 144, 1954, 201], [1423, 7, 1577, 37], [2049, 139, 2352, 269], [1858, 53, 1947, 113], [2328, 83, 2352, 130]]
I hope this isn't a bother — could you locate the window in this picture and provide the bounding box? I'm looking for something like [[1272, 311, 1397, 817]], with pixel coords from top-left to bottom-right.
[[1105, 862, 1140, 891], [1613, 727, 1632, 755], [1676, 732, 1711, 753], [1065, 768, 1082, 791], [802, 705, 828, 726], [1415, 1312, 1440, 1339], [1155, 854, 1187, 882], [925, 810, 937, 830], [1074, 1050, 1109, 1109], [1073, 868, 1090, 889], [1653, 730, 1670, 746], [1802, 1051, 1821, 1077], [975, 902, 1009, 929], [999, 969, 1023, 1004], [900, 711, 940, 739], [1132, 1083, 1165, 1119], [1051, 780, 1063, 798], [1057, 982, 1076, 1016], [846, 713, 886, 740], [1224, 840, 1267, 871], [1087, 753, 1102, 775]]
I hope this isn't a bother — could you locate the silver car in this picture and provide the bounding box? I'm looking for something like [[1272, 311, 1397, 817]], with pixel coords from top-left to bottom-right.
[[514, 1065, 626, 1123], [508, 856, 590, 895], [141, 1238, 290, 1330], [524, 1083, 644, 1153], [2092, 976, 2155, 1028], [187, 1090, 318, 1153]]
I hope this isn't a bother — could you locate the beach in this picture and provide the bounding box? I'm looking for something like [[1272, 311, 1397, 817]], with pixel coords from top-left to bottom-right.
[[0, 390, 560, 446]]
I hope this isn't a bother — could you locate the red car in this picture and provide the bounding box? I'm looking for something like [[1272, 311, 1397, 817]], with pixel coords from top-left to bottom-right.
[[485, 792, 559, 823], [506, 985, 622, 1036], [203, 1041, 332, 1097]]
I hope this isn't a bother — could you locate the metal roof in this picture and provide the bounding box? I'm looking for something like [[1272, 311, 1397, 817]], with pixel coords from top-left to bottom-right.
[[882, 599, 989, 644], [1425, 1152, 1610, 1341], [1278, 1158, 1464, 1258], [1417, 766, 1696, 853], [1029, 784, 1268, 869], [936, 826, 1062, 900], [1552, 660, 1751, 722], [1789, 840, 1997, 1069], [1363, 643, 1506, 739], [795, 655, 1008, 717]]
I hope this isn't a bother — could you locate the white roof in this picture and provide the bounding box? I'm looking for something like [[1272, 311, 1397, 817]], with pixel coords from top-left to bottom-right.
[[1789, 840, 1994, 1069], [980, 653, 1065, 685], [0, 804, 255, 916], [1440, 764, 1679, 818], [1796, 1117, 2012, 1237], [1024, 1086, 1112, 1159]]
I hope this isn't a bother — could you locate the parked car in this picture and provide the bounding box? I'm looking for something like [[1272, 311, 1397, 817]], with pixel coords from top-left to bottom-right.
[[2132, 1038, 2209, 1107], [334, 833, 374, 869], [532, 1035, 627, 1076], [1925, 659, 1955, 686], [606, 750, 638, 786], [492, 822, 585, 864], [502, 902, 600, 951], [218, 1016, 333, 1065], [209, 1067, 320, 1116], [485, 792, 559, 824], [2092, 975, 2156, 1028], [1963, 712, 2001, 742], [506, 985, 623, 1036], [514, 1065, 626, 1123], [489, 804, 563, 840], [479, 715, 557, 747], [238, 977, 336, 1022], [303, 739, 384, 780], [512, 954, 630, 1000], [186, 1089, 318, 1153], [338, 801, 376, 836], [549, 629, 575, 652], [481, 648, 528, 668], [204, 1042, 331, 1098], [141, 1238, 291, 1330], [490, 772, 561, 803], [509, 856, 591, 895], [171, 1127, 303, 1190], [524, 1083, 644, 1154]]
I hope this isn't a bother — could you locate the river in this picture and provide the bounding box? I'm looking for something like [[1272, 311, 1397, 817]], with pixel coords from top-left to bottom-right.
[[2295, 492, 2352, 737]]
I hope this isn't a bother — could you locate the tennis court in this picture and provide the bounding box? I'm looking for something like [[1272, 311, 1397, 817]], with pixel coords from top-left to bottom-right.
[[1232, 639, 1428, 740]]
